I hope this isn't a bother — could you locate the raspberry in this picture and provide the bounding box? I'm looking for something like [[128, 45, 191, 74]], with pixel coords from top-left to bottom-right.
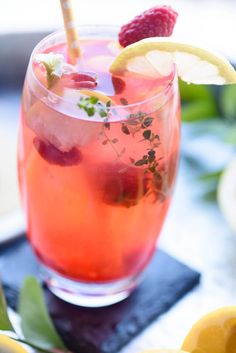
[[119, 6, 178, 47], [65, 72, 97, 89], [97, 163, 149, 207], [112, 76, 126, 94], [34, 138, 82, 166]]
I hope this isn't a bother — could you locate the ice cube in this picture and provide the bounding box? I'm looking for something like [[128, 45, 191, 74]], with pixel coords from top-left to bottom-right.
[[26, 99, 102, 152]]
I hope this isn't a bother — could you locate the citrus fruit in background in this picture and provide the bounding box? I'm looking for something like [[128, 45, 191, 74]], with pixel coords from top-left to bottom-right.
[[142, 348, 188, 353], [0, 334, 28, 353], [218, 158, 236, 234], [182, 306, 236, 353], [110, 38, 236, 85]]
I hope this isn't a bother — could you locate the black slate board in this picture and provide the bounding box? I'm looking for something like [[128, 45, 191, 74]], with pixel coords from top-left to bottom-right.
[[0, 236, 200, 353]]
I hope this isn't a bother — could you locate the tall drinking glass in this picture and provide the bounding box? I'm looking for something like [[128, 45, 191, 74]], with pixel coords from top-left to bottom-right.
[[18, 26, 181, 307]]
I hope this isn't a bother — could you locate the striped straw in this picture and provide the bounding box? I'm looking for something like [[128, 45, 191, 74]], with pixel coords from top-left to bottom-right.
[[60, 0, 81, 62]]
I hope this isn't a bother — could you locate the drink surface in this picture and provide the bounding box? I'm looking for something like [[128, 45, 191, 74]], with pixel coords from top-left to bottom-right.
[[18, 37, 180, 282]]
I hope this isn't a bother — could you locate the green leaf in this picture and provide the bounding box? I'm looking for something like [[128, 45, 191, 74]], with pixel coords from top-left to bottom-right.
[[198, 170, 223, 182], [85, 106, 95, 117], [224, 125, 236, 145], [89, 96, 99, 104], [142, 117, 153, 128], [120, 97, 129, 105], [0, 285, 15, 332], [201, 188, 218, 203], [99, 109, 108, 118], [179, 80, 215, 102], [19, 277, 67, 351], [135, 159, 146, 166], [220, 85, 236, 120], [181, 100, 218, 122], [143, 130, 151, 140], [121, 124, 130, 135], [13, 338, 59, 353]]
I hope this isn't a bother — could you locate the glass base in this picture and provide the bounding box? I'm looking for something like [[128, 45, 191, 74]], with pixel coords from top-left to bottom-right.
[[41, 265, 142, 307]]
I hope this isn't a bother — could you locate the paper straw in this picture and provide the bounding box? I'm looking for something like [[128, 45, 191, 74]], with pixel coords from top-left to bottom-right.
[[60, 0, 81, 62]]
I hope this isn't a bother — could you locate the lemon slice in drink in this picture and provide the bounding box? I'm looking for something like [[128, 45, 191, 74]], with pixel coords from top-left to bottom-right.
[[218, 158, 236, 233], [0, 334, 28, 353], [110, 38, 236, 85], [182, 306, 236, 353], [79, 89, 114, 104]]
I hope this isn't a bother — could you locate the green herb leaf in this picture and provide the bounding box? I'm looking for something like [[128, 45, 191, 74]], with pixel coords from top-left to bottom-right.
[[181, 100, 217, 122], [19, 277, 67, 351], [121, 124, 130, 135], [0, 285, 15, 332], [89, 96, 99, 104], [198, 170, 223, 182], [13, 338, 61, 353], [120, 97, 129, 105], [179, 80, 215, 102], [135, 159, 146, 166], [127, 119, 139, 126], [220, 85, 236, 120], [148, 150, 156, 158], [142, 117, 153, 128], [104, 122, 110, 130], [143, 130, 151, 140], [224, 125, 236, 145], [99, 109, 108, 118]]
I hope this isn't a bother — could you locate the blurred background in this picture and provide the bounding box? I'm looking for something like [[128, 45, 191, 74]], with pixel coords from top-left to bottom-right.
[[1, 0, 236, 349]]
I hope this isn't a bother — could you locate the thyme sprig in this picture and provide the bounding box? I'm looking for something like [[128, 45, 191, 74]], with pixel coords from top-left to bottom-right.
[[78, 96, 111, 118], [77, 95, 164, 202]]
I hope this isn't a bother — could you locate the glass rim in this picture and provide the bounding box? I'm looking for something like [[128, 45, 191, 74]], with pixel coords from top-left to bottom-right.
[[28, 24, 177, 114]]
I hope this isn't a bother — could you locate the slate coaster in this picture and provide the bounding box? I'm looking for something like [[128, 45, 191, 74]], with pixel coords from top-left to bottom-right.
[[0, 236, 200, 353]]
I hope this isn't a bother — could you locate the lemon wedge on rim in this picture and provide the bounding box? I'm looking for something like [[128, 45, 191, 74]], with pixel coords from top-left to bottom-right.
[[182, 306, 236, 353], [0, 334, 28, 353], [218, 158, 236, 233], [110, 38, 236, 85]]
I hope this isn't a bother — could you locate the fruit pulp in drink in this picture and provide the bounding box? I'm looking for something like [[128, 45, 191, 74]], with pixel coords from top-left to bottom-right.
[[18, 38, 180, 282]]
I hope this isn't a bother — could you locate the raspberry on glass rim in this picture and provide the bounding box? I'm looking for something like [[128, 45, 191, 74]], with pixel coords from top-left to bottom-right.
[[119, 5, 178, 47]]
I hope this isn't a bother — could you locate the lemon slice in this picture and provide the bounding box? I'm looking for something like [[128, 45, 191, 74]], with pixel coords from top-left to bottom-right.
[[0, 334, 27, 353], [79, 89, 114, 104], [182, 306, 236, 353], [142, 348, 188, 353], [110, 38, 236, 85], [218, 158, 236, 233]]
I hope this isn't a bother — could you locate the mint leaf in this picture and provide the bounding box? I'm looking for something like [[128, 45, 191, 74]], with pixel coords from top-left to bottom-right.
[[0, 285, 15, 332], [19, 277, 68, 351]]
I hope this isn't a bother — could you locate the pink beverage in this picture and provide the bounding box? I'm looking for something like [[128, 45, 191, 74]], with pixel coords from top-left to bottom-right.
[[18, 26, 180, 306]]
